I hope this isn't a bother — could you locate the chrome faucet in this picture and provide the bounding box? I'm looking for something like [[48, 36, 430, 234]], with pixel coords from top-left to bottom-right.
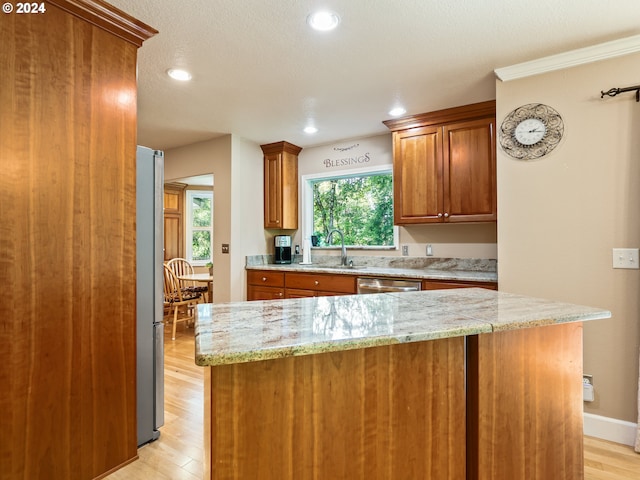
[[327, 229, 348, 266]]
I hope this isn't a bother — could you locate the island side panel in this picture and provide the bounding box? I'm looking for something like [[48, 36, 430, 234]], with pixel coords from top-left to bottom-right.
[[208, 338, 466, 480], [467, 322, 584, 480]]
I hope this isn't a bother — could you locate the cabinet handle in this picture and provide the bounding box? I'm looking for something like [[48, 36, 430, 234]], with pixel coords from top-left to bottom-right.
[[314, 281, 319, 286], [444, 213, 449, 218], [262, 277, 267, 282], [437, 213, 443, 218]]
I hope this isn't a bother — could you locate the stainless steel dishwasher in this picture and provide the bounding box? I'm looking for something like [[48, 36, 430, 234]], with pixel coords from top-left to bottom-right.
[[356, 277, 422, 294]]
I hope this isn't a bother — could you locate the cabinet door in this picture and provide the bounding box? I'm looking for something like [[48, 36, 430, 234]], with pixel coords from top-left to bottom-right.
[[284, 288, 317, 299], [264, 152, 283, 228], [247, 285, 284, 301], [285, 272, 356, 294], [393, 126, 444, 224], [163, 213, 182, 261], [443, 118, 496, 222]]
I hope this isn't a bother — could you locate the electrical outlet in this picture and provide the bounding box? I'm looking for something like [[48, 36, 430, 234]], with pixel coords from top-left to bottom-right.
[[402, 245, 409, 256], [612, 248, 639, 269], [426, 244, 433, 256], [583, 374, 594, 402], [221, 243, 230, 254]]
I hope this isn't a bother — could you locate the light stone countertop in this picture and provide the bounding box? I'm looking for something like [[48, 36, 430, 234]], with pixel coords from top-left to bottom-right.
[[194, 288, 610, 366], [245, 255, 498, 283]]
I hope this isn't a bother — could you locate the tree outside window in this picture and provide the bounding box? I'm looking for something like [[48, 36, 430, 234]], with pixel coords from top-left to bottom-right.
[[311, 172, 394, 247], [186, 190, 213, 264]]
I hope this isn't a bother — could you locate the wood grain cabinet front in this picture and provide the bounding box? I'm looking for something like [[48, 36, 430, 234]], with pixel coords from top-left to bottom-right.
[[284, 272, 356, 297], [247, 270, 285, 300], [163, 182, 186, 261], [246, 270, 357, 300], [384, 101, 497, 225], [1, 2, 157, 478], [260, 141, 302, 229]]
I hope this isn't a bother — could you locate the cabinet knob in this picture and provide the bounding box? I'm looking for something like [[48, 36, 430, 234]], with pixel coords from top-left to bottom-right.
[[262, 277, 267, 282], [314, 280, 319, 286], [444, 213, 449, 218], [278, 292, 283, 297], [437, 213, 443, 218]]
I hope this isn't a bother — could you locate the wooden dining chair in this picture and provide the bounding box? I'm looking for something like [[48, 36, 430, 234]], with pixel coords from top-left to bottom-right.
[[163, 265, 202, 340], [166, 257, 208, 299]]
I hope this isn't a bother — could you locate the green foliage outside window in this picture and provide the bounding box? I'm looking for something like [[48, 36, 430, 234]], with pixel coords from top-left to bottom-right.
[[312, 173, 393, 247], [190, 195, 212, 261]]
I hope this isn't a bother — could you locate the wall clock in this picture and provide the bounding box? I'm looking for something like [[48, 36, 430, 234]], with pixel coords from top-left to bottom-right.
[[499, 103, 564, 160]]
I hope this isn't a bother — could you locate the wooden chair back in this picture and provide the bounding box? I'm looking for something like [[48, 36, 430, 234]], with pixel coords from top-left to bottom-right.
[[163, 264, 201, 340]]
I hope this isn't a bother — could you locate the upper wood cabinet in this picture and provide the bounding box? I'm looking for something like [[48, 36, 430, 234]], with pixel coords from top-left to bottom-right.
[[1, 1, 156, 478], [261, 141, 302, 229], [384, 101, 497, 225]]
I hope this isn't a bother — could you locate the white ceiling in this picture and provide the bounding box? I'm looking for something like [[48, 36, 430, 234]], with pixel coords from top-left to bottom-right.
[[108, 0, 640, 151]]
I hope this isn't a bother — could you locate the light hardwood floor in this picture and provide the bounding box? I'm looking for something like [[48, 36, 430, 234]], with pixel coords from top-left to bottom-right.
[[107, 323, 640, 479], [106, 324, 203, 480]]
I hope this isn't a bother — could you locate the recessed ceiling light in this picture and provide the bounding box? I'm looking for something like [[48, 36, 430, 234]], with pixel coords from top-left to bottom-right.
[[304, 126, 318, 134], [167, 68, 192, 81], [389, 107, 407, 117], [307, 11, 340, 31]]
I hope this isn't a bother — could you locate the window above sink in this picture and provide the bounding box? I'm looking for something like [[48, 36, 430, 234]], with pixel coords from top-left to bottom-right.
[[301, 165, 398, 250]]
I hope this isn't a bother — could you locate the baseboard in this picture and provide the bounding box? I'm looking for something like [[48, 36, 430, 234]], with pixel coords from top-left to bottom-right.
[[583, 412, 637, 446]]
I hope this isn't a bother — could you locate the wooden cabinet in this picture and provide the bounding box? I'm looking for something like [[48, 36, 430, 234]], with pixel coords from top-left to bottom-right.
[[247, 270, 495, 301], [163, 182, 186, 261], [0, 2, 156, 478], [261, 141, 302, 229], [384, 101, 497, 225], [247, 270, 285, 300], [208, 337, 466, 479], [285, 272, 356, 298], [422, 279, 498, 290], [247, 270, 356, 300]]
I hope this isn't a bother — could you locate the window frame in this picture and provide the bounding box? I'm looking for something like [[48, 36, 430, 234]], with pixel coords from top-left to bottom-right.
[[301, 164, 398, 250], [185, 189, 213, 266]]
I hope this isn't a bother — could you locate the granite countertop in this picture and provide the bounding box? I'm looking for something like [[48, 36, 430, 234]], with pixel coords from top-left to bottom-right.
[[245, 255, 498, 283], [194, 288, 610, 366]]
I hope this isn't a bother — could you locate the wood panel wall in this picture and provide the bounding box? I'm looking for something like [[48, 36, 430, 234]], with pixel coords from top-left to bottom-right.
[[209, 338, 466, 480], [467, 322, 585, 480], [0, 2, 155, 479]]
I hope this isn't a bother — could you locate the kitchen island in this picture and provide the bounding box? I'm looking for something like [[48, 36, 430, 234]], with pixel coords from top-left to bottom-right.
[[195, 288, 610, 480]]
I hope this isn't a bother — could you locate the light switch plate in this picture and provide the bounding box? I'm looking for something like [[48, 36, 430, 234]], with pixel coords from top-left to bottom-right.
[[612, 248, 639, 269]]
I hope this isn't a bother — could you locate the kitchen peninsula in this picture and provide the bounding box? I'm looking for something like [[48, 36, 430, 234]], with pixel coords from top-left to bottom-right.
[[195, 289, 610, 480]]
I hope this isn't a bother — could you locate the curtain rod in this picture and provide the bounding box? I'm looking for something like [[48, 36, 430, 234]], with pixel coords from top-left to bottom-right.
[[600, 85, 640, 102]]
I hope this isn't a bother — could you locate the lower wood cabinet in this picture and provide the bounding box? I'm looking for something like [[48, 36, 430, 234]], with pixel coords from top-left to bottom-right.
[[208, 336, 466, 479], [247, 270, 284, 300], [284, 272, 356, 298], [247, 270, 496, 300], [247, 270, 356, 300]]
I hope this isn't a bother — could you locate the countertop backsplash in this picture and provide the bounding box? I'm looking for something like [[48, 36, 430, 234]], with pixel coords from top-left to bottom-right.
[[246, 254, 496, 273]]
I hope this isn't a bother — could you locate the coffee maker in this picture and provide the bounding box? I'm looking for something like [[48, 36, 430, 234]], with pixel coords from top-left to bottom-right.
[[274, 235, 292, 264]]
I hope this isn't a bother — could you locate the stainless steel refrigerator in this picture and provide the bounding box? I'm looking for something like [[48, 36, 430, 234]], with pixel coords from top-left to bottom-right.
[[136, 146, 165, 446]]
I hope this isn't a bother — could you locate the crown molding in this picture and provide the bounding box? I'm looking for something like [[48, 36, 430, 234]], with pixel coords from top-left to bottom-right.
[[495, 34, 640, 82]]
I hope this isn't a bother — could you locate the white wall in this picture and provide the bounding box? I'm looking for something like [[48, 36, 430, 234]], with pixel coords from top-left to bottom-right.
[[229, 136, 269, 301], [165, 135, 266, 302], [497, 52, 640, 423]]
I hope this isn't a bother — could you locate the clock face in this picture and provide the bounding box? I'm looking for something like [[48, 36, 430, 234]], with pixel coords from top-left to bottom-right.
[[499, 104, 564, 160], [514, 118, 546, 146]]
